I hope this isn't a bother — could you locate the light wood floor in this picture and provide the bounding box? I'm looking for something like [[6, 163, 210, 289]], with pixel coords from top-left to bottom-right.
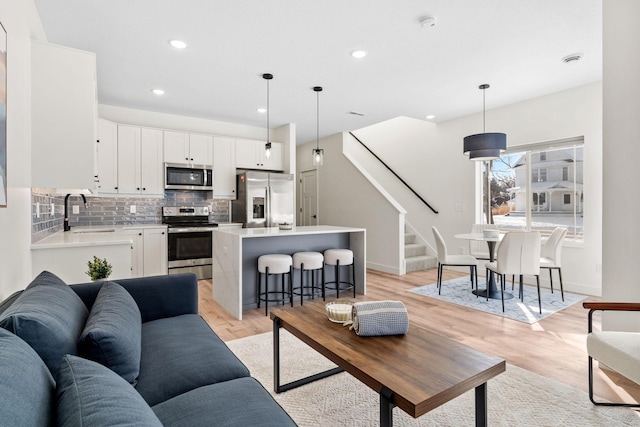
[[198, 268, 640, 406]]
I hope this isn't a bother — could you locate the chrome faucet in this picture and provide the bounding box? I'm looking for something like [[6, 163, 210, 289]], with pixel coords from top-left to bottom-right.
[[64, 193, 88, 232]]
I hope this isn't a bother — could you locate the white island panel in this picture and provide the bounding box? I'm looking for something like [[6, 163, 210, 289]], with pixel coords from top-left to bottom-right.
[[212, 226, 366, 319]]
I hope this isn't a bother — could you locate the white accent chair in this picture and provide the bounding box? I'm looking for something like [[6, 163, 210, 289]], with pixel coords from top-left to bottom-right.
[[583, 301, 640, 407], [540, 227, 568, 301], [485, 232, 541, 313], [432, 226, 478, 295]]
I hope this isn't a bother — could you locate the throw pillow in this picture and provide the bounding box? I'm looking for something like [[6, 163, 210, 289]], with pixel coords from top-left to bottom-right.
[[78, 281, 142, 384], [0, 270, 89, 376], [0, 328, 55, 427], [56, 355, 162, 427]]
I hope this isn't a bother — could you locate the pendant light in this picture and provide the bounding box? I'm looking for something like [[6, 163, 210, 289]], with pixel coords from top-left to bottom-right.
[[263, 73, 273, 159], [463, 84, 506, 161], [312, 86, 324, 166]]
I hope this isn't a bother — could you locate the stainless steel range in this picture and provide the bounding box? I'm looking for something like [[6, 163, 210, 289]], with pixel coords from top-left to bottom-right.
[[162, 206, 217, 280]]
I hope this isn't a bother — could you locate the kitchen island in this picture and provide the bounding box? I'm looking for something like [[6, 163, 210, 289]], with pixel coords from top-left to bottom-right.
[[212, 225, 366, 319]]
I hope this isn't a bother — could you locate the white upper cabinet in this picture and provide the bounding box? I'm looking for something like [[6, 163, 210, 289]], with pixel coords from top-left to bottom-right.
[[188, 133, 213, 166], [140, 128, 164, 195], [95, 119, 118, 194], [235, 139, 283, 171], [31, 41, 97, 189], [114, 125, 163, 196], [164, 131, 212, 166], [117, 125, 141, 194], [163, 131, 189, 164], [213, 137, 236, 198]]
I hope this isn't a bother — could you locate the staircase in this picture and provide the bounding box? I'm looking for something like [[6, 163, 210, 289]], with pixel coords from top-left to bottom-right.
[[404, 232, 437, 273]]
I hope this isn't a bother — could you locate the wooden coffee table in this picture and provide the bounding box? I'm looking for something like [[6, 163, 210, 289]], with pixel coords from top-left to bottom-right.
[[270, 304, 505, 427]]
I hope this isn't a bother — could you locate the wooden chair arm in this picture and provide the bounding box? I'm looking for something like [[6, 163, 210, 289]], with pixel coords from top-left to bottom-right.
[[584, 301, 640, 333], [583, 302, 640, 311]]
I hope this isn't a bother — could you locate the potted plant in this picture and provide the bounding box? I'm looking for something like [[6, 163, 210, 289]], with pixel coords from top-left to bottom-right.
[[86, 256, 113, 281]]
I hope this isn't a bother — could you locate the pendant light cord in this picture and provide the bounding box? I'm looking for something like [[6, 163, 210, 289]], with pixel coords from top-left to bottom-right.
[[266, 78, 270, 143], [316, 89, 320, 150], [482, 87, 486, 134]]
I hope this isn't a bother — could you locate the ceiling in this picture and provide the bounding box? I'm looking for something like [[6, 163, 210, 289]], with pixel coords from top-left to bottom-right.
[[33, 0, 602, 145]]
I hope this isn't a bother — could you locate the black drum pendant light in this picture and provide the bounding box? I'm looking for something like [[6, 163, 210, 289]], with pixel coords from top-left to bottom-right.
[[312, 86, 324, 166], [463, 84, 506, 161], [263, 73, 273, 159]]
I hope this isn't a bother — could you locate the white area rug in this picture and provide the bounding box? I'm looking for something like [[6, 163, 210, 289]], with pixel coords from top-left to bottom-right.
[[227, 330, 640, 426], [408, 276, 586, 323]]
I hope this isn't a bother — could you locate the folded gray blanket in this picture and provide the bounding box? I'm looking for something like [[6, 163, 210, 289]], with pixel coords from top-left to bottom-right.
[[350, 300, 409, 336]]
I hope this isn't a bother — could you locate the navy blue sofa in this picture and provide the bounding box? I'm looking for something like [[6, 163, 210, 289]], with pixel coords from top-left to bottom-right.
[[0, 271, 296, 427]]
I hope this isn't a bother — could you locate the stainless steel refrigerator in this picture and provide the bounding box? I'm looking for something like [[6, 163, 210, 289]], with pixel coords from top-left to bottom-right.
[[232, 171, 295, 227]]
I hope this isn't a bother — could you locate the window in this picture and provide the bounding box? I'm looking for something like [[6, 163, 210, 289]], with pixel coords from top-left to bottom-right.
[[480, 138, 584, 242], [532, 168, 547, 182]]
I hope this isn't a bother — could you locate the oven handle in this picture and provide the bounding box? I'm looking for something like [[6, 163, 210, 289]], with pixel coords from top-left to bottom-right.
[[167, 227, 217, 233]]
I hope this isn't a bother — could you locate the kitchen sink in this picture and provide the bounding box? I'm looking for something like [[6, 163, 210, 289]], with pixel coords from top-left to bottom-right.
[[71, 227, 116, 233]]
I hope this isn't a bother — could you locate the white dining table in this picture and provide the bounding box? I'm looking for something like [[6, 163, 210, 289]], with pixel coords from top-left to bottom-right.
[[454, 233, 513, 300]]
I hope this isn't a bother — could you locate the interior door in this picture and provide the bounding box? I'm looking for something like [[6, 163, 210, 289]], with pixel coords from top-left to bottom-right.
[[300, 169, 318, 226]]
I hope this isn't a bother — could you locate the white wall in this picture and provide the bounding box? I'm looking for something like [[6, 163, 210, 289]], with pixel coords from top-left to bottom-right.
[[350, 116, 475, 262], [602, 0, 640, 330], [315, 82, 602, 296], [439, 82, 602, 296], [297, 133, 406, 274], [0, 0, 46, 299]]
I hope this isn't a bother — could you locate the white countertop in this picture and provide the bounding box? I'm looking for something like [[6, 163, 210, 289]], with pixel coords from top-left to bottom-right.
[[214, 225, 365, 239], [31, 225, 167, 250]]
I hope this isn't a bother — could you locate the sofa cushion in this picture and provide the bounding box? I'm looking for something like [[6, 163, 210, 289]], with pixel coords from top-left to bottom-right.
[[0, 271, 88, 376], [0, 328, 55, 426], [152, 377, 297, 427], [78, 281, 142, 384], [56, 355, 162, 427], [135, 314, 250, 406]]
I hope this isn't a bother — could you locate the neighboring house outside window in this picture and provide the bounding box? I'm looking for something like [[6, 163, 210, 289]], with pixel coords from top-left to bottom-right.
[[482, 138, 584, 241]]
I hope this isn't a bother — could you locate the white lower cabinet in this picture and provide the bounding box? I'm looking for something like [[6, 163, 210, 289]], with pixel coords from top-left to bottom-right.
[[122, 227, 168, 277]]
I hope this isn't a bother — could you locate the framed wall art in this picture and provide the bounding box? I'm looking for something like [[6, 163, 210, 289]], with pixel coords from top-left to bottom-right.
[[0, 22, 6, 207]]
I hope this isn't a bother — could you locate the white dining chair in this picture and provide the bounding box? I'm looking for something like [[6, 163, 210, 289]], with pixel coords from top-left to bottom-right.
[[540, 227, 568, 301], [432, 226, 478, 294], [485, 232, 542, 313]]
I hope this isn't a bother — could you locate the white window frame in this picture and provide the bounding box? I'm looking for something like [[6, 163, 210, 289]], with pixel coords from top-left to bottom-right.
[[477, 136, 584, 242]]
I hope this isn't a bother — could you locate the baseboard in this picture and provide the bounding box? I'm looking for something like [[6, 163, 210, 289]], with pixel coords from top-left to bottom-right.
[[367, 261, 401, 275]]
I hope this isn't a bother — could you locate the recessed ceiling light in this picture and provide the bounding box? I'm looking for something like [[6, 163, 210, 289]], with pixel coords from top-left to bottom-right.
[[257, 108, 266, 113], [151, 89, 165, 96], [350, 50, 367, 59], [562, 53, 583, 64], [169, 40, 187, 49], [425, 115, 435, 120]]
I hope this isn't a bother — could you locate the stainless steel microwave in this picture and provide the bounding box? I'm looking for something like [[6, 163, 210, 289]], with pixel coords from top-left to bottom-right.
[[165, 163, 213, 190]]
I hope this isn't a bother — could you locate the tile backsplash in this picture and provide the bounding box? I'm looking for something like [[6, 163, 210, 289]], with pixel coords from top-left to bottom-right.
[[31, 188, 231, 243]]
